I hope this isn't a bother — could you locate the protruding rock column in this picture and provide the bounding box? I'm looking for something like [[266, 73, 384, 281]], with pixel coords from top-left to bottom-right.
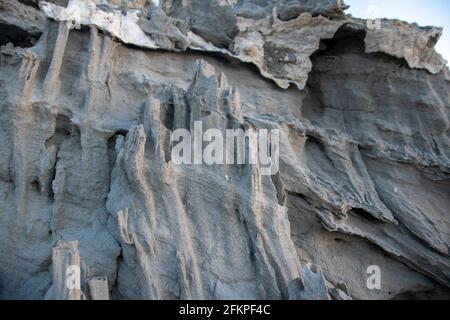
[[51, 241, 84, 300], [43, 21, 71, 99]]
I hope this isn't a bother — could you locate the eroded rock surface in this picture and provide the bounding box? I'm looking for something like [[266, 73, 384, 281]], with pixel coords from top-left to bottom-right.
[[365, 19, 447, 74], [0, 0, 449, 300]]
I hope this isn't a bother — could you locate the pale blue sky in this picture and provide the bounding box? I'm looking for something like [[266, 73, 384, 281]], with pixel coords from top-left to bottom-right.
[[152, 0, 449, 63], [346, 0, 450, 63]]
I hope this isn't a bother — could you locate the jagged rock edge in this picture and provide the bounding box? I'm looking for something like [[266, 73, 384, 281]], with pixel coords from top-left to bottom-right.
[[37, 0, 447, 92]]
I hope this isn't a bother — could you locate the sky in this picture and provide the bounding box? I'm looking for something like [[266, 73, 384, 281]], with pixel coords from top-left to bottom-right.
[[345, 0, 450, 63]]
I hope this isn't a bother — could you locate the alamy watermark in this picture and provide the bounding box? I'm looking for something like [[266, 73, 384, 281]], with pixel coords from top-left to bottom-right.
[[170, 121, 280, 176]]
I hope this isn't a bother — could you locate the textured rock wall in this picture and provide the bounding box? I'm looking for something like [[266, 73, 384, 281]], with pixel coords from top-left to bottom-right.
[[0, 0, 449, 299]]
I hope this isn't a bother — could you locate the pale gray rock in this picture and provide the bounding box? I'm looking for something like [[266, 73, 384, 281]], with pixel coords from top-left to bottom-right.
[[46, 241, 84, 300], [37, 0, 447, 90], [87, 276, 110, 300], [160, 0, 347, 46], [160, 0, 348, 89], [327, 282, 352, 300], [0, 0, 449, 300], [289, 264, 330, 300], [365, 19, 447, 74], [232, 12, 346, 89], [0, 0, 46, 34], [137, 6, 191, 51]]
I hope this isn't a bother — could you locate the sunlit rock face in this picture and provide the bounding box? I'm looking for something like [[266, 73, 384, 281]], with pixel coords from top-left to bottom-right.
[[0, 0, 449, 300]]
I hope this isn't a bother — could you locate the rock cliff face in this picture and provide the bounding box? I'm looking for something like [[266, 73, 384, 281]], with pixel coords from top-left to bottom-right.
[[0, 0, 449, 300]]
